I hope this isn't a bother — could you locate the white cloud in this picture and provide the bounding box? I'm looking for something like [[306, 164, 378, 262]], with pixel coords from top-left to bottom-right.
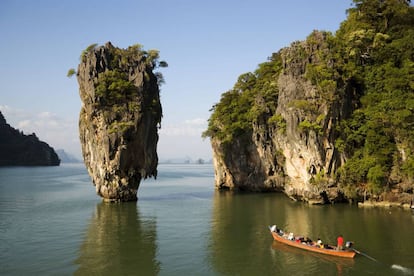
[[159, 118, 207, 137], [17, 119, 32, 129], [158, 118, 212, 160], [184, 118, 206, 126]]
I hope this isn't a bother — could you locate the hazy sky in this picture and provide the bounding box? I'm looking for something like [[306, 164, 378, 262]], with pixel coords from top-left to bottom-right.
[[0, 0, 351, 160]]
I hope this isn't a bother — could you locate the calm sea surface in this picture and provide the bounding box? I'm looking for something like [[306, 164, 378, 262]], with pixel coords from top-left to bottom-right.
[[0, 163, 413, 275]]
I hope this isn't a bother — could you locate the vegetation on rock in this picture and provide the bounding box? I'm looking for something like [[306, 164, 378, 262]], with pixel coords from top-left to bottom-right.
[[203, 53, 283, 143], [204, 0, 414, 201]]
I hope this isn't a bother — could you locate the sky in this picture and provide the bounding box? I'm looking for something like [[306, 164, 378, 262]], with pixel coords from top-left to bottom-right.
[[0, 0, 352, 161]]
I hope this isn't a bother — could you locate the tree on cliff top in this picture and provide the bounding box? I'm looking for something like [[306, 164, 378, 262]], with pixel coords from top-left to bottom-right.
[[203, 53, 282, 144], [67, 42, 168, 84]]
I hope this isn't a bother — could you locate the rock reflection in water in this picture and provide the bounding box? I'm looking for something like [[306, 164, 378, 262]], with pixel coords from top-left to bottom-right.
[[75, 202, 159, 275]]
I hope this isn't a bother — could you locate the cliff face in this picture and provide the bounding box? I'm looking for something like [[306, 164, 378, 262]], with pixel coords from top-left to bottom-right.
[[210, 32, 356, 203], [77, 42, 162, 202], [0, 112, 60, 166]]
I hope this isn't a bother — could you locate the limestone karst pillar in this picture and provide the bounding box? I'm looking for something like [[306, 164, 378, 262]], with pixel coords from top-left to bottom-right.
[[77, 42, 163, 202]]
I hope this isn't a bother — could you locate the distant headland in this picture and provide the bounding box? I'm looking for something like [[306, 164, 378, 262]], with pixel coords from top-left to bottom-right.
[[0, 111, 60, 166]]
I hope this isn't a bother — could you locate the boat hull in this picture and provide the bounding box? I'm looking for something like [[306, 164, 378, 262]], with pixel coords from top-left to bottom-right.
[[270, 231, 356, 258]]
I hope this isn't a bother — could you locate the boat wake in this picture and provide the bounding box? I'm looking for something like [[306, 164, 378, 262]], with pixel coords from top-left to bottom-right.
[[391, 264, 414, 275]]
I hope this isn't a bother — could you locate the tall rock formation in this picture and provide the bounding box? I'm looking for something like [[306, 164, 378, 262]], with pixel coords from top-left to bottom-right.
[[76, 42, 163, 202], [0, 111, 60, 166], [209, 32, 350, 203]]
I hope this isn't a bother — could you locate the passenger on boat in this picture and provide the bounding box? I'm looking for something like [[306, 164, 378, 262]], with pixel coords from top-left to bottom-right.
[[303, 237, 312, 245], [288, 232, 294, 240], [297, 236, 305, 243], [270, 225, 283, 235], [316, 238, 324, 248], [337, 235, 344, 250]]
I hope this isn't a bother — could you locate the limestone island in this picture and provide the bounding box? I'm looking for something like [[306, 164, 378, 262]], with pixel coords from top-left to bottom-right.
[[203, 1, 414, 208], [72, 42, 166, 202]]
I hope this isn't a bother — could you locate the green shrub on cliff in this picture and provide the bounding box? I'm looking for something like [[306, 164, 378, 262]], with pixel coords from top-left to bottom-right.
[[81, 43, 98, 62], [67, 68, 76, 78], [203, 54, 283, 143], [95, 70, 136, 104]]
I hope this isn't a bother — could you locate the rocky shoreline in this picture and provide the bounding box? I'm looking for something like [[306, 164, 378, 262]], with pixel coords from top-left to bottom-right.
[[357, 201, 413, 210]]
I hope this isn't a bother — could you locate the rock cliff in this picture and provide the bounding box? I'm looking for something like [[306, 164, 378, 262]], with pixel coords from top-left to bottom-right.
[[210, 32, 350, 203], [0, 111, 60, 166], [76, 42, 163, 202]]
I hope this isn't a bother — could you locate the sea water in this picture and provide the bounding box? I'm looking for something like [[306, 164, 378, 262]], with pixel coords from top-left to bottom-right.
[[1, 163, 413, 275]]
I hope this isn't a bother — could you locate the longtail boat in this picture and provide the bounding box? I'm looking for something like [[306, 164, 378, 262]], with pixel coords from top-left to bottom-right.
[[269, 225, 356, 258]]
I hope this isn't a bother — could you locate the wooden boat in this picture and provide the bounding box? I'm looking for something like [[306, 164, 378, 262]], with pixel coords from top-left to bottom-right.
[[269, 226, 356, 258], [271, 240, 355, 267]]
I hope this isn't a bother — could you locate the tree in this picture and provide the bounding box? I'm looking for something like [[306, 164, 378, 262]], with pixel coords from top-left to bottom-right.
[[67, 68, 76, 78]]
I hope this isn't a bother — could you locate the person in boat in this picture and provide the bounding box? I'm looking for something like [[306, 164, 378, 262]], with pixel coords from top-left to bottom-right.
[[316, 238, 324, 248], [270, 225, 283, 235], [288, 232, 294, 240], [345, 241, 353, 249], [337, 234, 344, 250], [303, 236, 312, 245]]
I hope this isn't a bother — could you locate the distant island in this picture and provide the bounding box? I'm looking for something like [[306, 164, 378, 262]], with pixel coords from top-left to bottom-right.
[[56, 149, 81, 163], [0, 111, 60, 166], [159, 158, 213, 164]]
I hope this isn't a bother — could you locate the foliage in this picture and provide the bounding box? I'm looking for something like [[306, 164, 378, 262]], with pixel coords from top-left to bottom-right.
[[67, 68, 76, 78], [81, 43, 98, 62], [336, 0, 414, 195], [310, 169, 329, 187], [72, 42, 166, 134], [268, 114, 286, 133], [68, 42, 168, 100], [94, 70, 136, 105], [298, 119, 323, 134], [108, 121, 135, 134], [203, 53, 283, 143]]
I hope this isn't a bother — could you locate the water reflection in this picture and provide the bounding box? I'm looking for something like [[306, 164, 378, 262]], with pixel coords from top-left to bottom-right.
[[75, 202, 159, 275], [209, 192, 286, 275]]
